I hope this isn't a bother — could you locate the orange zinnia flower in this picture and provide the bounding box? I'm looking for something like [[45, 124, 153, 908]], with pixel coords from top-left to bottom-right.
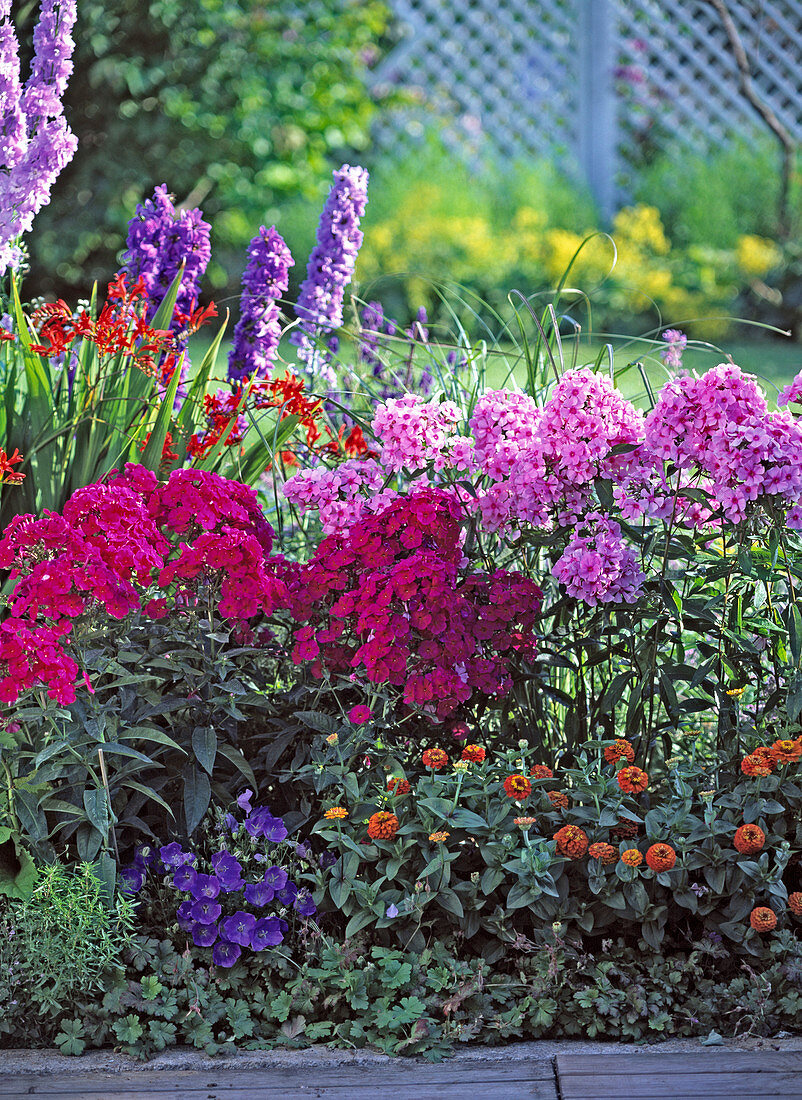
[[461, 744, 486, 763], [749, 906, 777, 932], [741, 753, 773, 778], [645, 843, 676, 871], [588, 842, 618, 866], [529, 764, 554, 779], [428, 831, 449, 843], [621, 848, 643, 868], [554, 825, 589, 860], [604, 739, 635, 765], [769, 738, 802, 765], [367, 811, 399, 840], [386, 776, 411, 796], [514, 816, 538, 827], [617, 766, 649, 794], [323, 806, 348, 820], [504, 773, 532, 799], [733, 823, 765, 854], [422, 747, 448, 770], [546, 790, 569, 810], [788, 892, 802, 918]]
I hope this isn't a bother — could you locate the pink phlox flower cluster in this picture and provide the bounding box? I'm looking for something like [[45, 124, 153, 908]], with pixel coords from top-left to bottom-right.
[[777, 371, 802, 408], [645, 364, 802, 523], [372, 394, 461, 472], [286, 489, 541, 719], [283, 458, 396, 535], [62, 482, 169, 584], [472, 372, 643, 534], [552, 512, 645, 607], [660, 329, 687, 371], [470, 390, 540, 476]]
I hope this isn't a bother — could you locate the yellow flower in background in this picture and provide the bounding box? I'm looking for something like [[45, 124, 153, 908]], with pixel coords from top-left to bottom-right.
[[324, 806, 348, 820], [613, 204, 670, 254], [736, 234, 781, 277]]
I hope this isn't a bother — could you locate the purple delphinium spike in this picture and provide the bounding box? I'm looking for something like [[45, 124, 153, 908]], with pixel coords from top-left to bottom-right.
[[227, 226, 294, 382], [290, 164, 369, 387], [124, 184, 211, 334], [0, 0, 77, 274]]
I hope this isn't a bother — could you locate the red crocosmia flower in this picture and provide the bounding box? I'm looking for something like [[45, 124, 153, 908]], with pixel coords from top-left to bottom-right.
[[0, 448, 25, 485]]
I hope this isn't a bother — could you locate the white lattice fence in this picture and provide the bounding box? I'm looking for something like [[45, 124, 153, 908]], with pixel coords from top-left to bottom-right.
[[371, 0, 802, 215]]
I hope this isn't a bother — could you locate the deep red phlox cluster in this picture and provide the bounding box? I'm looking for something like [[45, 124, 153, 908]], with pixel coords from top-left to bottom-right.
[[285, 488, 542, 719]]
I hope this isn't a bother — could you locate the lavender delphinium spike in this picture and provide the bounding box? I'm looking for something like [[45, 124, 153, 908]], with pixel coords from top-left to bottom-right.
[[290, 164, 368, 388], [0, 0, 77, 275], [228, 225, 294, 382], [124, 184, 212, 334]]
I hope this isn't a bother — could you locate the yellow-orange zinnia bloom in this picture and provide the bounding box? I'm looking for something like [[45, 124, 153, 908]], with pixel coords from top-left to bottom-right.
[[429, 831, 450, 843], [461, 744, 486, 763], [604, 739, 635, 765], [588, 842, 618, 866], [367, 811, 399, 840], [750, 906, 777, 932], [324, 806, 348, 820], [645, 843, 676, 871], [621, 848, 643, 868], [554, 825, 589, 859], [788, 892, 802, 918], [422, 747, 448, 770], [733, 823, 765, 855], [504, 773, 532, 799]]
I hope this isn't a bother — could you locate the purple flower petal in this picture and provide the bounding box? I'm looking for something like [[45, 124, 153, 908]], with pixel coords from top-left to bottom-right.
[[250, 916, 284, 950], [212, 939, 242, 967], [221, 911, 257, 947]]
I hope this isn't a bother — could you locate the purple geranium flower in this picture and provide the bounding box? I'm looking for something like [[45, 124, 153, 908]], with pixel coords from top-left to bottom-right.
[[176, 900, 194, 931], [190, 873, 221, 901], [190, 899, 222, 925], [276, 882, 297, 906], [221, 911, 256, 947], [211, 850, 244, 892], [293, 890, 317, 917], [212, 939, 241, 968], [119, 865, 145, 894], [243, 807, 288, 843], [172, 865, 198, 892], [191, 921, 219, 948], [159, 842, 195, 869], [244, 880, 275, 907], [250, 916, 284, 950], [263, 865, 288, 891]]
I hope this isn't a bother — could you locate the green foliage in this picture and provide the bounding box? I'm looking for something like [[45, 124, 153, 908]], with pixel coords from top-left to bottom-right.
[[0, 862, 136, 1046], [7, 604, 286, 863], [2, 924, 802, 1056], [0, 824, 37, 900], [20, 0, 397, 300]]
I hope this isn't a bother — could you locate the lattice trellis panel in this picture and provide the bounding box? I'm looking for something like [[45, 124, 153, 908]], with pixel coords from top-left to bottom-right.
[[372, 0, 802, 216], [370, 0, 581, 164]]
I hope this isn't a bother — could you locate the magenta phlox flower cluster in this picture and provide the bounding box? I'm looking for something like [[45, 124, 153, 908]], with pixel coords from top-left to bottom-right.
[[285, 489, 542, 719], [644, 363, 802, 523], [0, 0, 77, 273], [0, 465, 285, 705], [372, 394, 461, 472], [283, 457, 396, 536], [144, 468, 275, 554], [552, 512, 645, 607], [228, 226, 294, 382], [778, 372, 802, 408], [159, 527, 288, 620]]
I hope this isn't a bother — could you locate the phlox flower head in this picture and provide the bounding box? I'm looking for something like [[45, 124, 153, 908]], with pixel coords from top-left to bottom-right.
[[552, 513, 644, 607]]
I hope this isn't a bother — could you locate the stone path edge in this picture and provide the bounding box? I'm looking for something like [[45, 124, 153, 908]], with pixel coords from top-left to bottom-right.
[[3, 1034, 802, 1077]]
